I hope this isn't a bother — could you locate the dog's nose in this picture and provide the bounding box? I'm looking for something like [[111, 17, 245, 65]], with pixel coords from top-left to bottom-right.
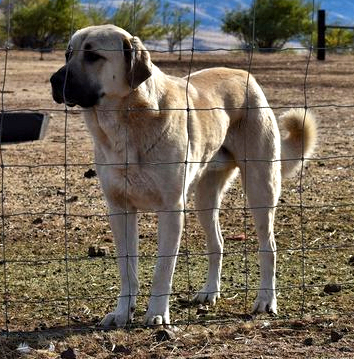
[[52, 64, 68, 80], [50, 67, 64, 87], [50, 73, 57, 88], [50, 68, 66, 104]]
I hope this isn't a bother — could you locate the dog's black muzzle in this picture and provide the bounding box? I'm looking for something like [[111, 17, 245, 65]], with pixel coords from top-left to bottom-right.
[[50, 66, 101, 108]]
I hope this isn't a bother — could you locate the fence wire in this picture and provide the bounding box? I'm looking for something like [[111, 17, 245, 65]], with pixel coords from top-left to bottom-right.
[[1, 0, 354, 335]]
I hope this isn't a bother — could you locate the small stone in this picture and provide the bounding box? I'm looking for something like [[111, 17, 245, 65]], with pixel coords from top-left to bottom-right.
[[66, 195, 78, 203], [112, 344, 131, 354], [226, 233, 246, 241], [330, 330, 343, 343], [88, 246, 97, 257], [88, 246, 109, 257], [291, 320, 305, 329], [348, 256, 354, 266], [96, 246, 110, 257], [303, 337, 313, 346], [32, 218, 43, 225], [324, 284, 342, 294], [154, 329, 176, 342], [196, 305, 209, 315], [84, 169, 97, 178], [60, 347, 76, 359]]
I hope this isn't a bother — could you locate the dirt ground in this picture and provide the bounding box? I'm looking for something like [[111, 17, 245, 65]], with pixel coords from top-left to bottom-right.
[[0, 49, 354, 357]]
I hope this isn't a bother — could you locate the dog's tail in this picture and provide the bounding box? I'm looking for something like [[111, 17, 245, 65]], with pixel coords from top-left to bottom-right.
[[280, 108, 317, 178]]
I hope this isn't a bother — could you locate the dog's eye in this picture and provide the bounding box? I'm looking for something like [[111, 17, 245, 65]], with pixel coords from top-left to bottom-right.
[[84, 51, 103, 63]]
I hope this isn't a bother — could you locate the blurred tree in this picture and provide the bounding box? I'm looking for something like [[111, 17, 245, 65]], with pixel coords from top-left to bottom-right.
[[325, 27, 354, 50], [0, 8, 7, 46], [111, 0, 165, 40], [221, 0, 313, 50], [302, 25, 354, 52], [84, 2, 109, 25], [0, 0, 27, 45], [11, 0, 89, 50], [162, 3, 199, 54]]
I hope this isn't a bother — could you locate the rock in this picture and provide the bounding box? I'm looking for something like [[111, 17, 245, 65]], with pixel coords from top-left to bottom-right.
[[32, 217, 43, 225], [196, 305, 209, 315], [112, 344, 131, 354], [84, 169, 97, 178], [88, 246, 96, 257], [226, 233, 246, 241], [323, 284, 342, 294], [97, 246, 110, 257], [88, 246, 110, 257], [60, 347, 76, 359], [330, 330, 344, 343], [291, 320, 305, 329], [154, 329, 176, 342], [348, 256, 354, 265], [303, 337, 313, 346], [66, 195, 78, 203]]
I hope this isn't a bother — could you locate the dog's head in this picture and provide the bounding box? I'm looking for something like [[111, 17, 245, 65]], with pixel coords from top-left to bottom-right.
[[50, 25, 152, 108]]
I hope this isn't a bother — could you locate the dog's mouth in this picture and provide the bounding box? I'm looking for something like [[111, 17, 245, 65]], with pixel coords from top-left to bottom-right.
[[50, 68, 102, 108], [51, 88, 77, 107], [52, 88, 102, 108]]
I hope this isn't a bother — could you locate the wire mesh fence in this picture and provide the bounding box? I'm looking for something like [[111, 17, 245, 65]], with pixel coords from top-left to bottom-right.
[[1, 0, 354, 336]]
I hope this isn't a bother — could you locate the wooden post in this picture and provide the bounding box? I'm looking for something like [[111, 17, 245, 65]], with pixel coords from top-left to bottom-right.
[[317, 9, 326, 60]]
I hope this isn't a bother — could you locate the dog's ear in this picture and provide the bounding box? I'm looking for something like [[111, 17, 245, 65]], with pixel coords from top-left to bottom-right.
[[123, 36, 152, 90]]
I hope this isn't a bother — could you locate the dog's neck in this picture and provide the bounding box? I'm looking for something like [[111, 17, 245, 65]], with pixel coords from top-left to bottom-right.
[[95, 63, 165, 115], [84, 66, 172, 161], [126, 64, 166, 112]]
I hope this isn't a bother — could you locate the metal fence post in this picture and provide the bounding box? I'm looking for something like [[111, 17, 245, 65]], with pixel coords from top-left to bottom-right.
[[317, 9, 326, 60]]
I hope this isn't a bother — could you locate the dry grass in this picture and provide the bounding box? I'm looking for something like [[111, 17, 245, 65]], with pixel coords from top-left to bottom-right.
[[1, 317, 354, 358], [0, 49, 354, 357]]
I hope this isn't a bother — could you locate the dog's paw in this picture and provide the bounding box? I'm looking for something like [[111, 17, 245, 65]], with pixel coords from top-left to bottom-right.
[[145, 314, 164, 326], [252, 292, 277, 315], [100, 312, 119, 328], [145, 309, 170, 327], [100, 308, 135, 328], [192, 287, 220, 306]]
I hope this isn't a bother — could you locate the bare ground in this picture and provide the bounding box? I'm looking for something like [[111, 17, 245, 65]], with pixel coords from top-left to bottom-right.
[[0, 49, 354, 357]]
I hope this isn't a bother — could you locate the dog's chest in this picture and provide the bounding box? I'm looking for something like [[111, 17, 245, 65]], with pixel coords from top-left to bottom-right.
[[92, 134, 156, 202], [101, 165, 162, 208]]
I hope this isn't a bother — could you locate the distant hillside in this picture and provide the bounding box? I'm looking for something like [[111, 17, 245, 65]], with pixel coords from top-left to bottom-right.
[[82, 0, 354, 51], [84, 0, 354, 29]]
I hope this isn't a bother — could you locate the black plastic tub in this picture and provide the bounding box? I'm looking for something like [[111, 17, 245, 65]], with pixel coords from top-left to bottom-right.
[[0, 112, 49, 143]]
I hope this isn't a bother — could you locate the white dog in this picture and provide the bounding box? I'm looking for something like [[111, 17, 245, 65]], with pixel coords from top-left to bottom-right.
[[50, 25, 317, 327]]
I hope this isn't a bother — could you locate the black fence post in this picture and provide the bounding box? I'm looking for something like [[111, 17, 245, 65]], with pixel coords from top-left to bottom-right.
[[317, 9, 326, 60]]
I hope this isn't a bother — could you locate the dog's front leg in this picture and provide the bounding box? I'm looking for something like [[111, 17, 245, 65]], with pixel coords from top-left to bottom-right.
[[145, 210, 184, 326], [100, 208, 139, 327]]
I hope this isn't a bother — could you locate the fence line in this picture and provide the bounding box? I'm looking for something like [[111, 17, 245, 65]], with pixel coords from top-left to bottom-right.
[[317, 9, 354, 60], [0, 0, 12, 334], [1, 0, 354, 334]]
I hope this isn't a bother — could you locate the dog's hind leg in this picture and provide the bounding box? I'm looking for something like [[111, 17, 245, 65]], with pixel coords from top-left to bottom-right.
[[236, 115, 282, 315], [242, 161, 280, 315], [193, 165, 237, 305]]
